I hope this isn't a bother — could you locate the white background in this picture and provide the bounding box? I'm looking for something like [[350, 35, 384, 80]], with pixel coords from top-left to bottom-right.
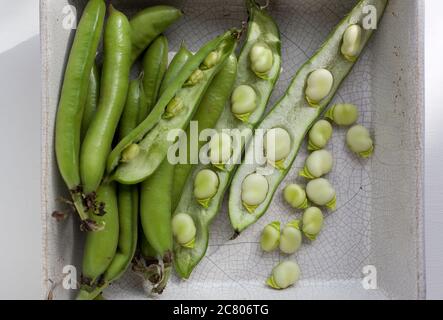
[[0, 0, 441, 299]]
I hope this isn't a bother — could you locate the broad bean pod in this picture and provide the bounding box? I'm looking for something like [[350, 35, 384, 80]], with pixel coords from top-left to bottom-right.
[[54, 0, 105, 227]]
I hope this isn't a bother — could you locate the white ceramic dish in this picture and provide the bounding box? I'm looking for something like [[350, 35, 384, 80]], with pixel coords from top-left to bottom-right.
[[41, 0, 425, 299]]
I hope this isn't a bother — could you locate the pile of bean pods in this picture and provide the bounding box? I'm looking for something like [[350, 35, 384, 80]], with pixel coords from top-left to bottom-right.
[[54, 0, 387, 299]]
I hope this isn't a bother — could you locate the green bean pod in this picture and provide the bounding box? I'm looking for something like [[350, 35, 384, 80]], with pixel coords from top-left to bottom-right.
[[129, 6, 183, 64], [229, 0, 388, 233], [172, 1, 281, 279], [159, 45, 192, 96], [118, 78, 142, 141], [138, 36, 169, 123], [77, 82, 142, 300], [76, 184, 138, 300], [54, 0, 105, 225], [134, 47, 192, 295], [171, 54, 238, 210], [80, 6, 132, 195], [81, 63, 100, 140], [106, 29, 240, 185], [140, 160, 173, 257], [80, 182, 119, 288]]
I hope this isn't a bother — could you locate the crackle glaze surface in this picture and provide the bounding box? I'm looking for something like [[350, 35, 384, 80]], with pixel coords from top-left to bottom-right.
[[41, 0, 424, 299]]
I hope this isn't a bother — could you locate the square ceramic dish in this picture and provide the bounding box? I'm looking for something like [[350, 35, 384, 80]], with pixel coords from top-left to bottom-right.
[[41, 0, 425, 299]]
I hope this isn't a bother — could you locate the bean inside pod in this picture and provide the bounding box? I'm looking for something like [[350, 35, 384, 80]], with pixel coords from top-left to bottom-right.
[[302, 207, 324, 241], [209, 132, 233, 170], [346, 125, 374, 158], [305, 69, 334, 106], [267, 261, 301, 290], [241, 173, 269, 213], [308, 120, 333, 151], [250, 41, 274, 78], [172, 213, 197, 249], [283, 184, 308, 209], [264, 128, 292, 170], [341, 24, 363, 62], [300, 149, 333, 179], [260, 221, 281, 252], [306, 178, 336, 210], [231, 85, 258, 122], [193, 169, 220, 208]]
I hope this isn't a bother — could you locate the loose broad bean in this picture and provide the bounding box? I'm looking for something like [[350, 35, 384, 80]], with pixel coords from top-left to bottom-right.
[[300, 150, 333, 179], [325, 103, 359, 126], [209, 132, 232, 170], [305, 69, 334, 107], [172, 213, 197, 249], [267, 261, 301, 290], [308, 120, 333, 151], [241, 173, 269, 213], [306, 178, 336, 210], [193, 169, 220, 208], [231, 85, 257, 122], [302, 207, 324, 241], [264, 128, 291, 170], [250, 41, 274, 78], [279, 220, 302, 254], [346, 125, 374, 158], [260, 221, 280, 252], [283, 184, 308, 209], [341, 25, 363, 62], [54, 0, 105, 226]]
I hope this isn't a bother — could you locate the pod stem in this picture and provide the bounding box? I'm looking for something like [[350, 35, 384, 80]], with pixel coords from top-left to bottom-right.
[[133, 252, 172, 296]]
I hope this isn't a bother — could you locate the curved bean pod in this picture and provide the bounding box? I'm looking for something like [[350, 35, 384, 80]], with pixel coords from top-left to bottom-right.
[[171, 54, 238, 210], [138, 35, 169, 123], [54, 0, 105, 224], [81, 63, 100, 140], [229, 0, 388, 233], [159, 45, 193, 96], [80, 182, 119, 288], [129, 6, 182, 64], [80, 6, 132, 195]]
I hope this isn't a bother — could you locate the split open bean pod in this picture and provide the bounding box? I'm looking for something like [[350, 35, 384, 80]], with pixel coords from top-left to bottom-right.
[[229, 0, 388, 233]]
